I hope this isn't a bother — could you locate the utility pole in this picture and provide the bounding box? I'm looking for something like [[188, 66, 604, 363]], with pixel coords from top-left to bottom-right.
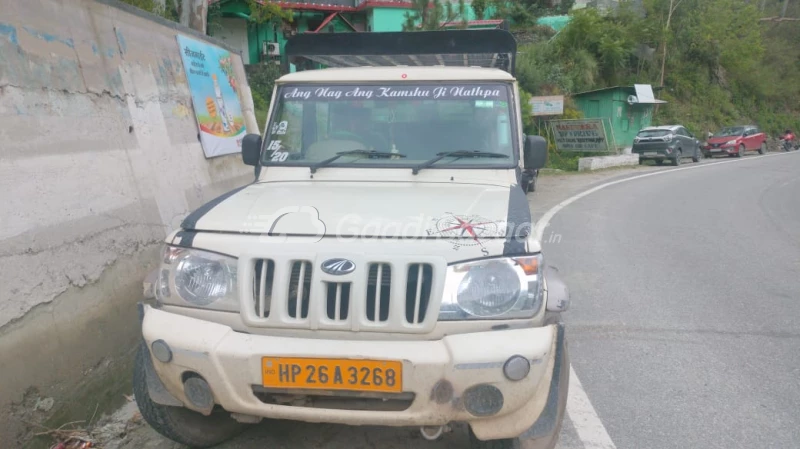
[[659, 0, 684, 87]]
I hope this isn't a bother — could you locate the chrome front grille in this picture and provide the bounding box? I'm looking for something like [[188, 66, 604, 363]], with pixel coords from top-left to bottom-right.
[[253, 259, 274, 318], [366, 263, 391, 322], [288, 261, 312, 319], [325, 282, 351, 321], [243, 256, 442, 333], [406, 264, 433, 325]]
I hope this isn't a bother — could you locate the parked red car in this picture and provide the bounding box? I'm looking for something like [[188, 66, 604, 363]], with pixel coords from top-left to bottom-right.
[[702, 125, 767, 158]]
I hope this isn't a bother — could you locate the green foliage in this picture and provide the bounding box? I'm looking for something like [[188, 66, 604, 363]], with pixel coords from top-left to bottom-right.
[[512, 0, 799, 140], [472, 0, 488, 20], [246, 0, 293, 23], [117, 0, 178, 21], [402, 0, 467, 31], [245, 63, 282, 128]]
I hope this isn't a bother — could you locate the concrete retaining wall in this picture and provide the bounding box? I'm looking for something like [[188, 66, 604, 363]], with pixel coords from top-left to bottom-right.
[[578, 154, 640, 171], [0, 0, 254, 444]]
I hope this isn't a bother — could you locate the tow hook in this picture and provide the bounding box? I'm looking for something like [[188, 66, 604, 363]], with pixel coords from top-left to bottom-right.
[[419, 425, 447, 441]]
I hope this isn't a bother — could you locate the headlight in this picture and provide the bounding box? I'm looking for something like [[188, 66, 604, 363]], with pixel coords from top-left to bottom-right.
[[633, 137, 641, 143], [439, 255, 544, 320], [726, 139, 738, 145], [155, 246, 239, 312], [664, 134, 673, 142]]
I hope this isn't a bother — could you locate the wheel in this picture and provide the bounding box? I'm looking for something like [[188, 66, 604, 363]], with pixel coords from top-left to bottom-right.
[[133, 342, 246, 448], [758, 142, 766, 155], [692, 148, 700, 163], [655, 159, 663, 166], [638, 158, 645, 165], [737, 144, 745, 158], [672, 150, 682, 166]]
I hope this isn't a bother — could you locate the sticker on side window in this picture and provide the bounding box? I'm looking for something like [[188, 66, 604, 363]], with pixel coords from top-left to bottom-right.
[[271, 121, 289, 135], [267, 139, 289, 162], [270, 152, 289, 162]]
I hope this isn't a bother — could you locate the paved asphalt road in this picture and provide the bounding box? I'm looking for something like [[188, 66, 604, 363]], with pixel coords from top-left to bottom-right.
[[107, 152, 800, 449], [544, 152, 800, 449]]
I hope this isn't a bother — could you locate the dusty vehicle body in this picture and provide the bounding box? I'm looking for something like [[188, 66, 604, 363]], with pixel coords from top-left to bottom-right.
[[135, 30, 570, 449]]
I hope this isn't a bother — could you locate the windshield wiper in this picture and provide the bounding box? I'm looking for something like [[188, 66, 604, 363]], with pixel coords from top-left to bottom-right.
[[412, 151, 509, 175], [309, 150, 406, 174]]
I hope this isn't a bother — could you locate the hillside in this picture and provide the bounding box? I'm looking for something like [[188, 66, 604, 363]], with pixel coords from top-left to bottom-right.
[[514, 0, 800, 140]]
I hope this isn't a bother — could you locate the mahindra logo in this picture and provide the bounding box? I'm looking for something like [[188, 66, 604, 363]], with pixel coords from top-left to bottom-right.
[[321, 258, 356, 275]]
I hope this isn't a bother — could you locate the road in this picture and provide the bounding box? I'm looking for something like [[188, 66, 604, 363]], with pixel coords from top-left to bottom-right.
[[105, 152, 800, 449], [544, 151, 800, 449]]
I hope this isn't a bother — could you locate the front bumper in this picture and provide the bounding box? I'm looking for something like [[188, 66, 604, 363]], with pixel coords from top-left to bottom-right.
[[140, 304, 563, 440], [703, 146, 736, 156]]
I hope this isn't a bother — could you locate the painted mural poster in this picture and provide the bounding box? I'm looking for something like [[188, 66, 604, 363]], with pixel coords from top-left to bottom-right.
[[550, 119, 610, 152], [177, 35, 247, 158]]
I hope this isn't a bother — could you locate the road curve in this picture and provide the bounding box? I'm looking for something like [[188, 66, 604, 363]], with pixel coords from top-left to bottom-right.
[[544, 152, 800, 449]]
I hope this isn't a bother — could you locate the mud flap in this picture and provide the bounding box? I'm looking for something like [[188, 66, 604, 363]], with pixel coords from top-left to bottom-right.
[[142, 343, 185, 407], [518, 323, 568, 441]]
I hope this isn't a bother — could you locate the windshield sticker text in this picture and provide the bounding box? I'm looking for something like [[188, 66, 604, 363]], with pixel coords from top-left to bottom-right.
[[271, 121, 288, 135], [282, 85, 505, 102]]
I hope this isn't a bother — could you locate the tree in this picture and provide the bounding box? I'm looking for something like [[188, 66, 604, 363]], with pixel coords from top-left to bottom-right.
[[180, 0, 208, 33], [402, 0, 467, 31], [472, 0, 488, 20], [246, 0, 293, 23], [658, 0, 684, 87]]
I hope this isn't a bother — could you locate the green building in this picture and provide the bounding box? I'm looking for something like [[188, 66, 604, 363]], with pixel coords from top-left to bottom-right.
[[572, 85, 666, 150], [207, 0, 572, 71], [207, 0, 513, 70]]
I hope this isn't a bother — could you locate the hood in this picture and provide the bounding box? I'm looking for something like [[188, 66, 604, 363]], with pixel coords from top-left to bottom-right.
[[708, 136, 741, 144], [181, 181, 531, 242]]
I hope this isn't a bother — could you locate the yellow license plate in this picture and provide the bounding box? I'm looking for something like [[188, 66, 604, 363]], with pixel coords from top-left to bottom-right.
[[261, 357, 403, 393]]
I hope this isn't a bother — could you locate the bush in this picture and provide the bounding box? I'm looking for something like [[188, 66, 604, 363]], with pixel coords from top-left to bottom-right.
[[245, 64, 282, 129]]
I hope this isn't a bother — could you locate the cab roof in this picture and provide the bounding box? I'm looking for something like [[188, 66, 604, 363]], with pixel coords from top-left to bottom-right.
[[277, 66, 516, 83]]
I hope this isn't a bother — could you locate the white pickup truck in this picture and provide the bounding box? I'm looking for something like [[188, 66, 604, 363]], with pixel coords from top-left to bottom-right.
[[136, 29, 570, 449]]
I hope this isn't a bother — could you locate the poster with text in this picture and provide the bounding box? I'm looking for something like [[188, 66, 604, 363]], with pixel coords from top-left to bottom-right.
[[550, 119, 610, 152], [177, 35, 247, 158]]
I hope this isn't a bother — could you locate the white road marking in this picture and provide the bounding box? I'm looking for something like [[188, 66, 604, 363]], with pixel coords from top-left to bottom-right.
[[533, 152, 796, 449], [534, 152, 795, 243], [566, 369, 617, 449]]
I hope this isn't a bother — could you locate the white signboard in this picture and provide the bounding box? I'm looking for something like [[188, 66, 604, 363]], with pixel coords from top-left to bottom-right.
[[551, 119, 610, 152], [530, 95, 564, 116]]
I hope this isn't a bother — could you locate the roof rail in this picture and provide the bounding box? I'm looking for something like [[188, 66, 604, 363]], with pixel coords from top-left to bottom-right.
[[285, 29, 518, 75]]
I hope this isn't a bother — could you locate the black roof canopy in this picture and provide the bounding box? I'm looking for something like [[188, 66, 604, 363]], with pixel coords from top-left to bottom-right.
[[285, 29, 518, 75]]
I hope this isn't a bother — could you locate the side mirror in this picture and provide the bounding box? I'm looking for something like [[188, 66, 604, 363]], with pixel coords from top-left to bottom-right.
[[242, 134, 263, 166], [523, 135, 548, 170]]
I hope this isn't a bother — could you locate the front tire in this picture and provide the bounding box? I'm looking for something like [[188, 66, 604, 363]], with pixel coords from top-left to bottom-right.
[[737, 144, 745, 158], [133, 342, 246, 448]]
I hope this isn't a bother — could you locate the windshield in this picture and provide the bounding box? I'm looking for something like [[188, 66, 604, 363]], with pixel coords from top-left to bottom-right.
[[716, 126, 745, 137], [637, 129, 672, 138], [261, 83, 517, 169]]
